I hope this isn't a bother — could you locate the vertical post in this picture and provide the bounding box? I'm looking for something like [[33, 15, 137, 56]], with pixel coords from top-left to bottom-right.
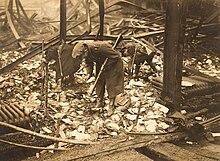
[[44, 57, 49, 116], [60, 0, 66, 43], [162, 0, 187, 110], [15, 0, 21, 20], [41, 39, 45, 105], [98, 0, 104, 40], [55, 118, 61, 148]]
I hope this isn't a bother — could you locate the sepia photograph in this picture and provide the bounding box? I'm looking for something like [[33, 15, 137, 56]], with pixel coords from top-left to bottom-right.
[[0, 0, 220, 160]]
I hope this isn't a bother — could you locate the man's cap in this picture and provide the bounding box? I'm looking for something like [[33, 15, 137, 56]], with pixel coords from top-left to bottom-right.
[[72, 42, 85, 58]]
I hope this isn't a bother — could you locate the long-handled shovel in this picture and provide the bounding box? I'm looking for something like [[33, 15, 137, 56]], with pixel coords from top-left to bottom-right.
[[89, 34, 123, 95]]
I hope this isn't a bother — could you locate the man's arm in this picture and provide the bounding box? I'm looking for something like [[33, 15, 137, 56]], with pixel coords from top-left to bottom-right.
[[85, 57, 94, 79]]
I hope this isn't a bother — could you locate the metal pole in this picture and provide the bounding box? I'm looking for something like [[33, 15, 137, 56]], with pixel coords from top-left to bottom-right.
[[60, 0, 66, 43], [98, 0, 104, 40]]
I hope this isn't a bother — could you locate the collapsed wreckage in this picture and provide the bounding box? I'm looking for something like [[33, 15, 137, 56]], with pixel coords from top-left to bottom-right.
[[0, 0, 220, 160]]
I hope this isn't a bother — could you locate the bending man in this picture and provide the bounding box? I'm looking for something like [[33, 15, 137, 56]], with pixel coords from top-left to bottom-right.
[[72, 41, 124, 115]]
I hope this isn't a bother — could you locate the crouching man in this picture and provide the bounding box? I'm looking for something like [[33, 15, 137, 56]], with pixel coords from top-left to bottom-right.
[[45, 43, 81, 86], [122, 42, 159, 77], [72, 41, 124, 116]]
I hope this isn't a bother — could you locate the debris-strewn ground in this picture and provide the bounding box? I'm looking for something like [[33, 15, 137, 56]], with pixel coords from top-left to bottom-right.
[[1, 37, 220, 156], [0, 48, 168, 139], [1, 1, 220, 160]]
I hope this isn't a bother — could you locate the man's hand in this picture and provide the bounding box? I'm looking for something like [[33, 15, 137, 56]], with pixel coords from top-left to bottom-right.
[[86, 74, 95, 84], [86, 74, 92, 81]]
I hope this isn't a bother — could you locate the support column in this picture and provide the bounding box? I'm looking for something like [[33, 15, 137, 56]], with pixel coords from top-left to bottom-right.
[[162, 0, 187, 110], [60, 0, 66, 43], [98, 0, 104, 40]]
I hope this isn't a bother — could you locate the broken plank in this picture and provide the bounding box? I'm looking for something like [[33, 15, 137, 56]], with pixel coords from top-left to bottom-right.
[[204, 10, 220, 24], [27, 132, 188, 161], [77, 149, 153, 161], [0, 38, 60, 74], [178, 142, 220, 160], [0, 0, 143, 75], [0, 132, 53, 154], [0, 29, 164, 75], [184, 66, 220, 83], [130, 30, 164, 39], [5, 0, 26, 49], [144, 143, 216, 161]]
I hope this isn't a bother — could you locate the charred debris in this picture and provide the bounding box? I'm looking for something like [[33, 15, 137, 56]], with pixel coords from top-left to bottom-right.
[[0, 0, 220, 160]]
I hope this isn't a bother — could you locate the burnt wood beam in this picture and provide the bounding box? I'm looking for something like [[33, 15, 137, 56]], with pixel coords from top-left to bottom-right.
[[98, 0, 105, 40], [60, 0, 66, 43], [162, 0, 187, 110]]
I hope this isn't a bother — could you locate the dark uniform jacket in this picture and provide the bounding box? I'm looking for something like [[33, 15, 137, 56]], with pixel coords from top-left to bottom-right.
[[124, 42, 157, 72], [75, 41, 124, 99]]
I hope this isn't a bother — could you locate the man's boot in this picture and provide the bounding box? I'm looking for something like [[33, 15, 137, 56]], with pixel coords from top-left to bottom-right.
[[107, 97, 115, 116]]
